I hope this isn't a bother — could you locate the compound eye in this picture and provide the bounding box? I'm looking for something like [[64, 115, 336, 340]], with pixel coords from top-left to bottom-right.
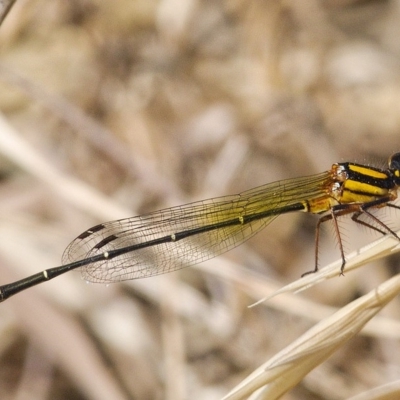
[[389, 153, 400, 176]]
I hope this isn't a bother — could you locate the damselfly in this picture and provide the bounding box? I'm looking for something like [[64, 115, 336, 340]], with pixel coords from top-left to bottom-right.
[[1, 153, 400, 302]]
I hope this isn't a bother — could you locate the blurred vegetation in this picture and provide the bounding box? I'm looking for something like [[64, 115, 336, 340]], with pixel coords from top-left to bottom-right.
[[1, 1, 400, 399]]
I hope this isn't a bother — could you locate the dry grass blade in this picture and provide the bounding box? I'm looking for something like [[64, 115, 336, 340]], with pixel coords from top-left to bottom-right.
[[347, 380, 400, 400], [224, 273, 400, 400], [199, 257, 400, 340], [251, 231, 400, 306]]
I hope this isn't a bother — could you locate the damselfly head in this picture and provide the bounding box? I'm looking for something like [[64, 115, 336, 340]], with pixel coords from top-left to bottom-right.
[[388, 153, 400, 183]]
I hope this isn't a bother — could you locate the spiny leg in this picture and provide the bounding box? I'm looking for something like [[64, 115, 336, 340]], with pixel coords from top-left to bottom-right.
[[352, 200, 400, 240], [301, 208, 346, 277], [301, 199, 400, 278], [301, 213, 329, 277], [301, 204, 363, 277], [301, 214, 324, 277], [351, 211, 386, 235], [387, 203, 400, 211]]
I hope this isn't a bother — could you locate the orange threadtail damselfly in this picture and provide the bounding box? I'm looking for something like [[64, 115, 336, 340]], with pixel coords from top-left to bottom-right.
[[1, 153, 400, 302]]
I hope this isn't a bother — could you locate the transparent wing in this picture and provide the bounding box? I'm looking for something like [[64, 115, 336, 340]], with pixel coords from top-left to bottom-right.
[[62, 171, 332, 283]]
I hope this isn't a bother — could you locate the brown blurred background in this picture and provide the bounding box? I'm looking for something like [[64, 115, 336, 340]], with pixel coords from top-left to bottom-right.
[[0, 1, 400, 399]]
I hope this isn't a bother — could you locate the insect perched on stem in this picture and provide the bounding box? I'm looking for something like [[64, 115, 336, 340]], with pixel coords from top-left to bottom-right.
[[1, 153, 400, 302]]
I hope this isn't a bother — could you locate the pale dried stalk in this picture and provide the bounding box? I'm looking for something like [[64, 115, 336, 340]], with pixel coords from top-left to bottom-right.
[[224, 273, 400, 400]]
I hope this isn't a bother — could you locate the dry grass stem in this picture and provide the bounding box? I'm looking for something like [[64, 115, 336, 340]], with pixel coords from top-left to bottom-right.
[[224, 273, 400, 400]]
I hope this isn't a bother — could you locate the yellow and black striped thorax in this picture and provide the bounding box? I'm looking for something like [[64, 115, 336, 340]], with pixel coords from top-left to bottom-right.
[[334, 152, 400, 205]]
